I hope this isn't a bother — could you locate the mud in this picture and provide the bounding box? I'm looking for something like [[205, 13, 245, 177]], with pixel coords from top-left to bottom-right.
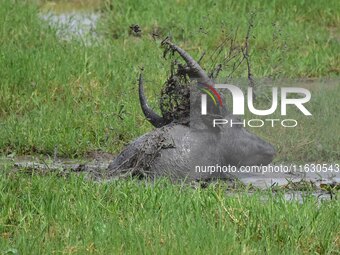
[[4, 157, 338, 202]]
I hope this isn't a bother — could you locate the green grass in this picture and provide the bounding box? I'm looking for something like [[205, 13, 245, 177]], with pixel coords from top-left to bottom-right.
[[0, 2, 339, 253], [247, 81, 340, 163], [0, 0, 339, 161], [0, 168, 339, 254]]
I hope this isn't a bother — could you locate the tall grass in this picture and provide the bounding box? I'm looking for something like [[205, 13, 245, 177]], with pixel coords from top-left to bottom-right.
[[0, 168, 339, 254]]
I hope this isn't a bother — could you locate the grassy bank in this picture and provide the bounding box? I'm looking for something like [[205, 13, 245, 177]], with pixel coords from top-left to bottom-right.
[[0, 168, 339, 254]]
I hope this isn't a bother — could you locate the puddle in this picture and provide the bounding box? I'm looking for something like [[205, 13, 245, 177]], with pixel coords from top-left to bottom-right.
[[282, 192, 333, 203], [238, 170, 339, 203], [238, 170, 340, 188], [40, 12, 100, 44], [2, 156, 338, 202]]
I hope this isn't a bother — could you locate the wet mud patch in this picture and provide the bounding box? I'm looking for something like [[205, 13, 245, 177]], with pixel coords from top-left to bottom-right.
[[2, 152, 112, 180], [3, 155, 338, 203]]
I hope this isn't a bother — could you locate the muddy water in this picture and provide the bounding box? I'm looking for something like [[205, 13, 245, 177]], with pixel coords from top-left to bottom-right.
[[40, 12, 100, 43], [238, 170, 340, 188], [238, 170, 339, 203], [3, 156, 338, 203]]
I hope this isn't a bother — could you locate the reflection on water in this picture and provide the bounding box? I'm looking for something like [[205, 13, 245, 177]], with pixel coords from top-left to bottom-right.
[[239, 169, 339, 203], [40, 12, 100, 44]]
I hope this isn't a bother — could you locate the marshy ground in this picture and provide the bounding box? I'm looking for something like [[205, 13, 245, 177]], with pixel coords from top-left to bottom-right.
[[0, 0, 339, 254]]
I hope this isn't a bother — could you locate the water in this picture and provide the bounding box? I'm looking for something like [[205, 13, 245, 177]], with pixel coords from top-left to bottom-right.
[[40, 12, 100, 44], [7, 157, 339, 202], [238, 170, 340, 188], [238, 169, 339, 203]]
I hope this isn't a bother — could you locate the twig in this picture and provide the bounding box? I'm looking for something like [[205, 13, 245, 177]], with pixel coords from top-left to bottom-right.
[[243, 12, 256, 100]]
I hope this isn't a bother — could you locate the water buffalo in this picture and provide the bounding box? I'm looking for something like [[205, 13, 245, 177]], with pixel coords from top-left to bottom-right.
[[107, 40, 275, 182]]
